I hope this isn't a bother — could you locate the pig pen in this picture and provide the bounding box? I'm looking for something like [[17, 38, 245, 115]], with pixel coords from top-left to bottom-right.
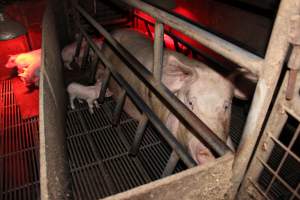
[[39, 0, 299, 200]]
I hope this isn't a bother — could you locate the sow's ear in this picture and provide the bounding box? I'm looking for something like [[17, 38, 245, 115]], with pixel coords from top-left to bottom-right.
[[229, 71, 257, 100], [162, 54, 194, 93]]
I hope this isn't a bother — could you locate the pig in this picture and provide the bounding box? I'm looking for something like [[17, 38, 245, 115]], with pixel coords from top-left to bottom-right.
[[100, 29, 246, 165], [67, 79, 112, 114], [62, 38, 103, 70], [5, 49, 41, 86]]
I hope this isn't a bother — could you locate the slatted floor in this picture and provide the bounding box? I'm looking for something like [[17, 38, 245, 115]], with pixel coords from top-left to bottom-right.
[[66, 98, 186, 199], [0, 80, 40, 200]]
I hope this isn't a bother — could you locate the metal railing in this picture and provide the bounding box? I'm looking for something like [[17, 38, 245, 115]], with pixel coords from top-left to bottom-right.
[[72, 0, 300, 197]]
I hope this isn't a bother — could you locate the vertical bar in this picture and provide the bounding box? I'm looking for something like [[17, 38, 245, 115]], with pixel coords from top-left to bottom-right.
[[81, 44, 90, 69], [153, 21, 164, 82], [112, 89, 126, 126], [72, 32, 83, 63], [99, 70, 111, 104], [234, 0, 300, 198], [144, 21, 152, 39], [161, 151, 180, 177], [129, 114, 149, 156]]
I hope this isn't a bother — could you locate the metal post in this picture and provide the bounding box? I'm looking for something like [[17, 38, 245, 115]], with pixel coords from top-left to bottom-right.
[[232, 0, 300, 197], [129, 114, 149, 156], [112, 89, 126, 126], [153, 21, 164, 81], [81, 43, 90, 69], [99, 70, 111, 104], [161, 151, 180, 177]]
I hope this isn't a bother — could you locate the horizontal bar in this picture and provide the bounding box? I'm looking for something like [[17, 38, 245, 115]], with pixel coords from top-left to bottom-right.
[[121, 0, 262, 75], [79, 24, 197, 168], [76, 4, 231, 156]]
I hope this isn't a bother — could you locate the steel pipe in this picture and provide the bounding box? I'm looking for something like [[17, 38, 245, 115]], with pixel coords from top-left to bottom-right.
[[129, 114, 149, 156], [153, 21, 164, 81], [99, 70, 111, 104], [76, 4, 230, 157], [119, 0, 262, 75], [112, 89, 127, 126], [79, 25, 197, 168]]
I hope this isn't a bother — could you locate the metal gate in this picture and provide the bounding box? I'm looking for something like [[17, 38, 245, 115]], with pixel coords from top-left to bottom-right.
[[238, 18, 300, 199]]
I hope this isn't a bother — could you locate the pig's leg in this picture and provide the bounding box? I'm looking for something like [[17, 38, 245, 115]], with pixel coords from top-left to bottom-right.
[[70, 96, 76, 109], [87, 99, 94, 114], [78, 99, 83, 103], [94, 100, 100, 108]]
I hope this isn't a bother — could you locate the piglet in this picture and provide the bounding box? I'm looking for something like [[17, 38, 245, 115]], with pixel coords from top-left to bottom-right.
[[67, 80, 112, 114], [5, 49, 41, 86]]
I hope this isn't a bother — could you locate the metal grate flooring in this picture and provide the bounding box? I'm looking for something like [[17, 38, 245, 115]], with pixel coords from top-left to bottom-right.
[[66, 98, 187, 199], [0, 80, 40, 200], [66, 96, 248, 199]]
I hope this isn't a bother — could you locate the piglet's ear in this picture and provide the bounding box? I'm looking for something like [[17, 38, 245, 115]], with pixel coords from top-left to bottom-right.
[[162, 54, 194, 93]]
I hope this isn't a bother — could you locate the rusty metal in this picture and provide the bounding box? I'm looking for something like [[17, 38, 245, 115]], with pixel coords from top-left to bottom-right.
[[153, 21, 164, 81], [119, 0, 263, 75], [79, 25, 197, 168], [238, 2, 300, 196], [286, 46, 300, 100], [232, 0, 300, 197], [129, 114, 149, 156], [75, 4, 230, 157]]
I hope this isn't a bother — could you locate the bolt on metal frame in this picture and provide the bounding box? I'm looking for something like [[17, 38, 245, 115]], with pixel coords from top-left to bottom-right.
[[73, 0, 300, 198]]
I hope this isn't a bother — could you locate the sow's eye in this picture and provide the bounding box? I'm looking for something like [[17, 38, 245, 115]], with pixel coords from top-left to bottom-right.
[[187, 97, 196, 110]]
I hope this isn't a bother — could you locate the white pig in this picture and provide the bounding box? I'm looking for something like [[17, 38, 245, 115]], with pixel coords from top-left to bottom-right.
[[67, 79, 112, 114], [5, 49, 41, 86], [100, 29, 247, 165], [62, 38, 103, 70]]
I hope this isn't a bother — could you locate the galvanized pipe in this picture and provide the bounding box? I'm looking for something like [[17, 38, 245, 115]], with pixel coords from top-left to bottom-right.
[[79, 25, 197, 168], [161, 151, 180, 177], [76, 4, 230, 156], [233, 0, 300, 197], [119, 0, 262, 75], [153, 21, 164, 81], [129, 114, 149, 156]]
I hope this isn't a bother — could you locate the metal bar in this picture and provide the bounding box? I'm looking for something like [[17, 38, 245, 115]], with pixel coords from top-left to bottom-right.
[[257, 157, 300, 199], [135, 14, 236, 85], [129, 114, 149, 156], [161, 151, 180, 178], [153, 21, 164, 81], [112, 89, 126, 126], [79, 25, 197, 168], [99, 70, 111, 104], [286, 46, 300, 100], [81, 43, 90, 69], [234, 0, 300, 197], [144, 21, 152, 39], [73, 32, 83, 61], [75, 4, 230, 157], [119, 0, 262, 75]]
